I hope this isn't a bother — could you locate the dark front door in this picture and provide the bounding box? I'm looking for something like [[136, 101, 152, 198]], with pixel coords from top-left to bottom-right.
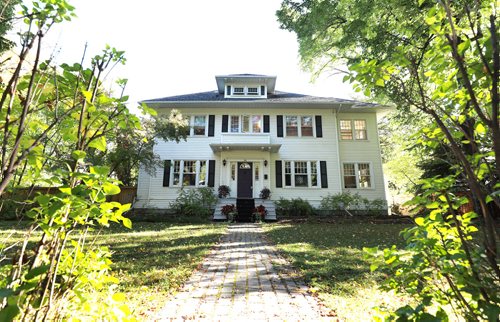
[[237, 162, 253, 198]]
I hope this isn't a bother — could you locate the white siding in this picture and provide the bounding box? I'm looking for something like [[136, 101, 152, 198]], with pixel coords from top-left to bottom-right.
[[135, 107, 387, 209], [337, 112, 386, 201]]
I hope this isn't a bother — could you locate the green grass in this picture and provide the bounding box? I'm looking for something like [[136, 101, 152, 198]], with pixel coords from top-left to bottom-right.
[[263, 220, 412, 321], [0, 220, 227, 319]]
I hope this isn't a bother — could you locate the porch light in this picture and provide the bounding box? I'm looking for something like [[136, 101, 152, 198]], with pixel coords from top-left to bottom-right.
[[264, 160, 268, 167], [223, 159, 227, 166]]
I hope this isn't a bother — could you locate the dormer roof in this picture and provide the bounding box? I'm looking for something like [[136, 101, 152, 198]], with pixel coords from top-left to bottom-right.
[[215, 74, 277, 94]]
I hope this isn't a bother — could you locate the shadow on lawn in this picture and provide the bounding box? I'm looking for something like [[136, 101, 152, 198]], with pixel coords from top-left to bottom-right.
[[265, 223, 409, 295]]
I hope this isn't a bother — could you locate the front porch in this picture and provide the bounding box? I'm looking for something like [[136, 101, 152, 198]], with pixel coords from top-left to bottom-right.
[[213, 198, 277, 221]]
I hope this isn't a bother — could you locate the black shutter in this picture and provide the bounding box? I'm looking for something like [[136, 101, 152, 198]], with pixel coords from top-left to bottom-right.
[[315, 115, 323, 138], [263, 115, 270, 133], [163, 160, 171, 187], [208, 115, 215, 136], [208, 160, 216, 187], [320, 161, 328, 188], [277, 115, 283, 137], [222, 115, 228, 132], [275, 160, 282, 188], [226, 85, 231, 96]]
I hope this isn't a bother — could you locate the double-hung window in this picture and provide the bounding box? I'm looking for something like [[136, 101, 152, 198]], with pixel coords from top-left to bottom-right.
[[339, 119, 367, 140], [172, 160, 207, 187], [191, 115, 207, 136], [343, 162, 372, 188], [285, 116, 314, 137], [283, 161, 319, 188]]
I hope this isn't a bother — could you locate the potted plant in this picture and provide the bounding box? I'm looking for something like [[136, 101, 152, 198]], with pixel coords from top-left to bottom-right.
[[253, 204, 267, 223], [218, 185, 231, 198], [221, 204, 237, 222], [259, 187, 271, 200]]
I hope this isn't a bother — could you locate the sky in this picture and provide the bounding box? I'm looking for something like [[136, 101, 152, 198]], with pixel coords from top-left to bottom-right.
[[34, 0, 357, 108]]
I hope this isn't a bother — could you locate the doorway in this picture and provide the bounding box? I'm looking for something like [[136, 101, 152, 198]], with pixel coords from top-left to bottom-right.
[[237, 162, 253, 198]]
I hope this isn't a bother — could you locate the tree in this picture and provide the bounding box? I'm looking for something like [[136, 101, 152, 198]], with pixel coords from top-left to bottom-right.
[[0, 0, 18, 55], [278, 0, 499, 319]]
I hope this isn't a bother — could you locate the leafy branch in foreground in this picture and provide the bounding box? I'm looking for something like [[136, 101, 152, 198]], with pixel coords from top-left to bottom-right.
[[278, 0, 499, 319]]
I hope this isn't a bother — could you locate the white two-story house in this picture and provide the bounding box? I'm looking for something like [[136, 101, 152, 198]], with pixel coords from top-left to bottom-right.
[[135, 74, 388, 220]]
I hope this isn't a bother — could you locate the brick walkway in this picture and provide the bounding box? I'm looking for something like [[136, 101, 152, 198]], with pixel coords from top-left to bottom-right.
[[157, 223, 326, 321]]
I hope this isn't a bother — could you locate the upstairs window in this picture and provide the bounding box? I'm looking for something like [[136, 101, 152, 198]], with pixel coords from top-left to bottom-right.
[[225, 84, 267, 98], [228, 115, 263, 133], [286, 115, 314, 137], [340, 119, 368, 140], [192, 115, 207, 136]]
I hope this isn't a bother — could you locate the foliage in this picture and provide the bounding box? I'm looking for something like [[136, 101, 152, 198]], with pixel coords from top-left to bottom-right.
[[0, 0, 18, 54], [253, 204, 267, 222], [259, 187, 271, 199], [263, 222, 411, 321], [319, 192, 387, 215], [217, 185, 230, 198], [275, 198, 314, 217], [278, 0, 500, 319], [0, 221, 227, 319], [220, 203, 236, 222], [170, 187, 217, 217]]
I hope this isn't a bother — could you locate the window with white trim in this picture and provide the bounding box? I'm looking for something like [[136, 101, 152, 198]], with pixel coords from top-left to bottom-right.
[[190, 115, 207, 136], [225, 85, 267, 98], [285, 116, 314, 137], [343, 162, 372, 188], [283, 161, 319, 188], [229, 115, 263, 133], [339, 119, 367, 140], [171, 160, 208, 187]]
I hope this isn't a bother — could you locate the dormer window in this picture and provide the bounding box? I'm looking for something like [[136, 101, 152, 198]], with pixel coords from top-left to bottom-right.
[[225, 84, 267, 98]]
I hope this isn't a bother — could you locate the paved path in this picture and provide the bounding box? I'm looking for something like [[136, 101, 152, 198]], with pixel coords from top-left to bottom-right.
[[157, 223, 326, 321]]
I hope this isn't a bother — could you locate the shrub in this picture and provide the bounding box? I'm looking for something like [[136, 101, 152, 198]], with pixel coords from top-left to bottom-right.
[[319, 192, 387, 215], [253, 204, 267, 222], [217, 185, 230, 198], [275, 198, 314, 217], [259, 187, 271, 199], [220, 204, 237, 222], [170, 187, 217, 217]]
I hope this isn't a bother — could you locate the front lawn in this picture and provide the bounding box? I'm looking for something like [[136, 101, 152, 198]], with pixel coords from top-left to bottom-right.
[[0, 220, 227, 319], [263, 220, 412, 321]]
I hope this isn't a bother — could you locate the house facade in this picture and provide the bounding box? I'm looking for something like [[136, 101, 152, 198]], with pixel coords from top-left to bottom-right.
[[135, 74, 388, 219]]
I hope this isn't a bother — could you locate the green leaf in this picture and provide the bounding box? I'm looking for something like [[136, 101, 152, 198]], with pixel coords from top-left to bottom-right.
[[140, 103, 157, 116], [0, 288, 13, 299], [375, 78, 385, 87], [25, 265, 50, 280], [103, 183, 120, 195], [88, 136, 107, 152], [122, 217, 132, 229], [415, 217, 425, 226], [0, 305, 20, 321], [475, 123, 486, 135], [426, 202, 440, 209], [369, 263, 379, 272], [59, 187, 72, 195], [71, 150, 86, 161], [91, 166, 110, 176]]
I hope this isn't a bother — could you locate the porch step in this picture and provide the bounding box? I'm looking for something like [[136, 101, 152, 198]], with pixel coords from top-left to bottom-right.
[[236, 198, 255, 222], [213, 198, 277, 221]]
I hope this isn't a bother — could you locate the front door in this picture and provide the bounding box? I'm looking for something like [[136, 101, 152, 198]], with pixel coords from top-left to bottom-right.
[[237, 162, 253, 198]]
